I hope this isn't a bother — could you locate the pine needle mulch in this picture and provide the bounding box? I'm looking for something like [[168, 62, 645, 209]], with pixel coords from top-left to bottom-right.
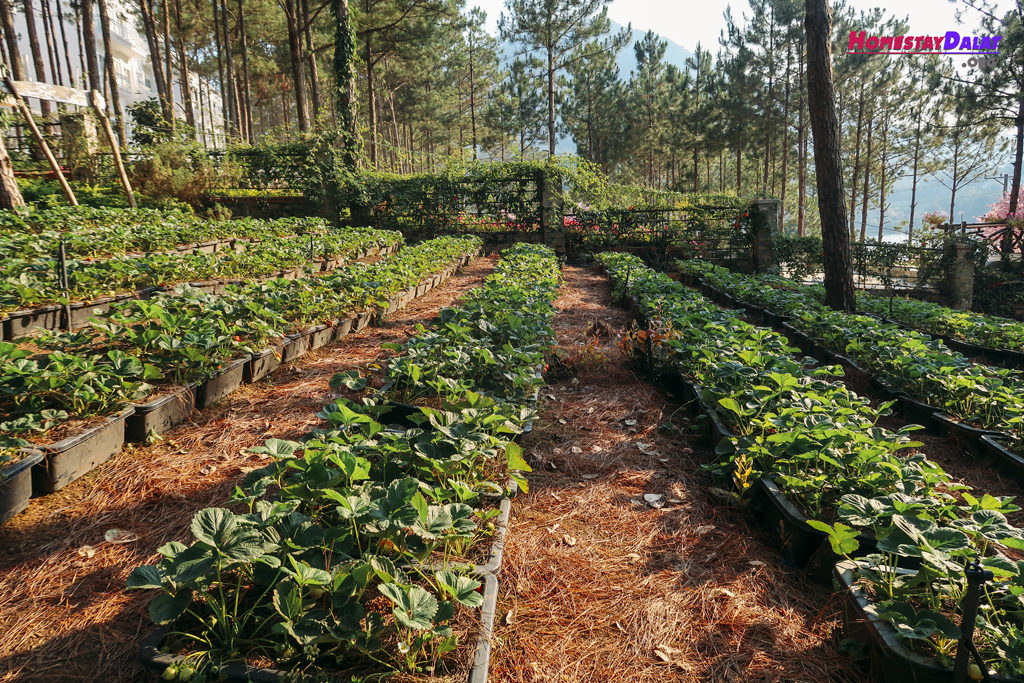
[[0, 257, 496, 682], [487, 265, 867, 683]]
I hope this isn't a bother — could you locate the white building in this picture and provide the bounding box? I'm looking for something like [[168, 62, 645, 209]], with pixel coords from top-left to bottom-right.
[[8, 0, 225, 146]]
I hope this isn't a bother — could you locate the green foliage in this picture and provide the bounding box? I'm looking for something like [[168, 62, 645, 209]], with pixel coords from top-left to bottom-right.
[[125, 245, 558, 678], [127, 98, 172, 147], [129, 140, 243, 206], [603, 251, 1024, 677]]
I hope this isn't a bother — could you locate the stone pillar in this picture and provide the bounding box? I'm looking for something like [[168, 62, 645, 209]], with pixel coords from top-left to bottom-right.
[[751, 198, 780, 273], [60, 111, 99, 181], [945, 242, 976, 310]]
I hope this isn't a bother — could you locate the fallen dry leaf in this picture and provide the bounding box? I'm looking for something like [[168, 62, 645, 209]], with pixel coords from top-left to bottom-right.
[[76, 545, 96, 559], [104, 529, 139, 544], [562, 534, 577, 547]]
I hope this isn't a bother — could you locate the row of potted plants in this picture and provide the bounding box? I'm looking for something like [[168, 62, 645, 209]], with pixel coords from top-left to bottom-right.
[[0, 236, 483, 516], [127, 243, 562, 682], [1, 224, 402, 319], [681, 260, 1024, 363], [677, 260, 1024, 469], [599, 251, 1024, 681], [856, 294, 1024, 357], [0, 206, 324, 261]]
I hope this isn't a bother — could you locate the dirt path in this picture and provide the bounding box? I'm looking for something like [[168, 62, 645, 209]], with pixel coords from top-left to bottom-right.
[[0, 256, 496, 682], [488, 266, 866, 683]]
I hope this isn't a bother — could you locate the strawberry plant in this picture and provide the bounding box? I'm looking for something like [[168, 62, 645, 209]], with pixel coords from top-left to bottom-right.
[[609, 254, 1024, 679], [127, 243, 558, 679]]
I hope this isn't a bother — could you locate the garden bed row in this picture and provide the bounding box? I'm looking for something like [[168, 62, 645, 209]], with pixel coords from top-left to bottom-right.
[[0, 206, 323, 261], [679, 260, 1024, 479], [1, 225, 402, 330], [600, 252, 1024, 683], [127, 243, 562, 682], [0, 240, 482, 525], [680, 265, 1024, 367], [1, 239, 402, 341]]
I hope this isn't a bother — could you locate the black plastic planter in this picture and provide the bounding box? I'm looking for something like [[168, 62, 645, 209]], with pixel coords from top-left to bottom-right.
[[932, 413, 1001, 458], [353, 311, 371, 332], [780, 322, 818, 358], [139, 572, 501, 683], [244, 347, 283, 383], [126, 384, 198, 442], [833, 354, 873, 395], [834, 560, 1016, 683], [981, 434, 1024, 481], [701, 406, 734, 448], [306, 323, 334, 351], [0, 450, 44, 524], [752, 478, 874, 583], [32, 406, 134, 494], [196, 357, 250, 409], [333, 315, 355, 341], [894, 393, 941, 433], [280, 333, 310, 363]]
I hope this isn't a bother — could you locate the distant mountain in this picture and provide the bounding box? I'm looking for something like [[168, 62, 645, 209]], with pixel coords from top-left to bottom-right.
[[612, 20, 694, 78]]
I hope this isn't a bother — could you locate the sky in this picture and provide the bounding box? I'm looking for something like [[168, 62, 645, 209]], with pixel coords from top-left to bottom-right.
[[470, 0, 1016, 52]]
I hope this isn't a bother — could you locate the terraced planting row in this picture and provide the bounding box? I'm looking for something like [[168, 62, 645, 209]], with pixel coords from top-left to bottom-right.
[[2, 222, 400, 333], [127, 244, 561, 682], [0, 236, 482, 523], [693, 264, 1024, 364], [0, 206, 311, 260], [600, 252, 1024, 682], [679, 261, 1024, 472]]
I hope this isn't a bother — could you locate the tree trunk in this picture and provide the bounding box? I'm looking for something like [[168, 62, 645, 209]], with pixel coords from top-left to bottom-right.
[[40, 0, 62, 85], [220, 0, 237, 134], [162, 0, 174, 125], [797, 46, 806, 237], [877, 109, 888, 241], [1002, 101, 1024, 262], [23, 0, 53, 121], [365, 31, 376, 164], [173, 0, 195, 129], [333, 0, 356, 168], [469, 42, 477, 160], [0, 0, 23, 80], [238, 0, 253, 140], [860, 109, 873, 242], [300, 0, 320, 125], [546, 42, 554, 156], [74, 0, 85, 88], [908, 111, 921, 242], [139, 0, 171, 122], [211, 0, 226, 128], [0, 132, 24, 208], [780, 44, 791, 230], [97, 0, 126, 145], [284, 0, 308, 131], [735, 137, 742, 194], [805, 0, 854, 312], [949, 135, 960, 224], [54, 0, 74, 87], [848, 81, 864, 240]]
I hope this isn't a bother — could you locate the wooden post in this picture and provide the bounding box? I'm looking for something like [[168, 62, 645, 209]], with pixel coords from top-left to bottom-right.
[[89, 89, 135, 208], [4, 76, 77, 205]]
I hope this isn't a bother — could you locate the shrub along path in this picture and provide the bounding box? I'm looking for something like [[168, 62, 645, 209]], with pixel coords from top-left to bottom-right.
[[489, 265, 866, 682], [0, 256, 497, 682]]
